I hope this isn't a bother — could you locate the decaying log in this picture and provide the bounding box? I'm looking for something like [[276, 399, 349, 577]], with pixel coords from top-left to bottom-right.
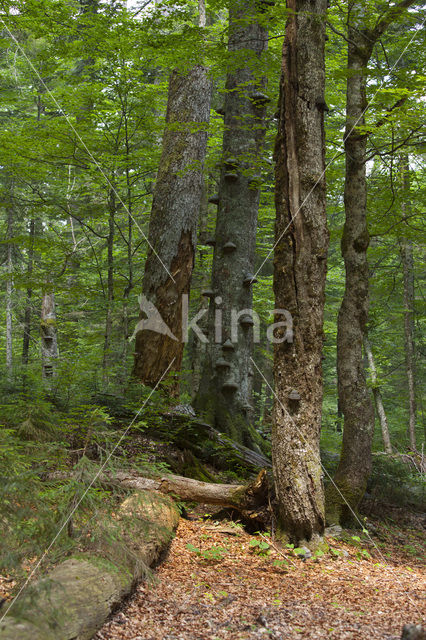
[[0, 490, 179, 640], [47, 469, 270, 517], [162, 410, 272, 470]]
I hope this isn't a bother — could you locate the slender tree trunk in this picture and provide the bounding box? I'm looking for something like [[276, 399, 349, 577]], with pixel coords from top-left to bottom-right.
[[399, 155, 417, 451], [325, 18, 375, 526], [132, 63, 211, 391], [121, 128, 134, 379], [6, 205, 13, 376], [364, 335, 392, 454], [324, 0, 416, 526], [272, 0, 328, 544], [188, 179, 209, 397], [40, 289, 58, 378], [102, 191, 115, 380], [22, 219, 36, 365], [195, 0, 268, 447]]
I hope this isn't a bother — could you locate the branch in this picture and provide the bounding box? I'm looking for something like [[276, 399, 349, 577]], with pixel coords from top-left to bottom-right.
[[370, 0, 418, 42]]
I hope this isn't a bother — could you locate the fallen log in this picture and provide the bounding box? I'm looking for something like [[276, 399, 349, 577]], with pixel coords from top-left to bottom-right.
[[0, 490, 179, 640], [162, 410, 273, 470], [47, 469, 270, 518]]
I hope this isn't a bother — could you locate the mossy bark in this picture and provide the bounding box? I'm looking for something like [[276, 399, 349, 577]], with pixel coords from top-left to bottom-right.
[[132, 65, 211, 391], [325, 12, 378, 527], [195, 0, 268, 448], [272, 0, 328, 544], [40, 289, 58, 379], [324, 0, 417, 523], [0, 491, 179, 640]]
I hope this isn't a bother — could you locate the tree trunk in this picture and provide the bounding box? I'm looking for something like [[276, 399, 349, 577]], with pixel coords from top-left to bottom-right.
[[40, 289, 59, 378], [325, 16, 376, 526], [22, 219, 36, 365], [323, 0, 416, 528], [0, 491, 179, 640], [47, 469, 269, 520], [364, 335, 392, 454], [399, 155, 417, 451], [121, 152, 134, 380], [188, 177, 209, 397], [272, 0, 328, 544], [5, 205, 13, 376], [102, 191, 115, 380], [195, 0, 268, 448], [132, 63, 211, 392]]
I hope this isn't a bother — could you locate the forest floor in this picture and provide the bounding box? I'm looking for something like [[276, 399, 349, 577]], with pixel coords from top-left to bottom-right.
[[94, 508, 425, 640]]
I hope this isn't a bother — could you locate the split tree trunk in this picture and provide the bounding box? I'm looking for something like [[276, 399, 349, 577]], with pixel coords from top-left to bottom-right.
[[195, 0, 268, 448], [364, 335, 392, 454], [325, 0, 416, 526], [399, 155, 417, 451], [272, 0, 328, 544], [132, 63, 211, 391], [40, 289, 59, 378]]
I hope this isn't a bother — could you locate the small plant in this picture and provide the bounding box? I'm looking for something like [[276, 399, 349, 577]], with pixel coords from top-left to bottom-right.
[[186, 543, 228, 562], [249, 538, 271, 556], [273, 558, 289, 569]]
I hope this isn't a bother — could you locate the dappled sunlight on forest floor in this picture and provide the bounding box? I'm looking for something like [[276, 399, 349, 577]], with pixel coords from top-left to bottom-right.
[[95, 514, 425, 640]]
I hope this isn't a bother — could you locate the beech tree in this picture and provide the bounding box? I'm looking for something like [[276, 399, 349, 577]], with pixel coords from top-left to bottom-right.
[[272, 0, 328, 543], [398, 155, 417, 451], [364, 335, 392, 454], [195, 0, 269, 448], [325, 0, 417, 526], [132, 61, 211, 391]]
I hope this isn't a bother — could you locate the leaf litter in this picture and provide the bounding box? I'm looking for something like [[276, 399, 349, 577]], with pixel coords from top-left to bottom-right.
[[95, 511, 425, 640]]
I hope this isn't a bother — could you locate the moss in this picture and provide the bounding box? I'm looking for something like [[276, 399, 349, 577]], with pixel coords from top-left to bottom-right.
[[325, 477, 366, 527], [180, 450, 217, 483], [70, 553, 130, 585]]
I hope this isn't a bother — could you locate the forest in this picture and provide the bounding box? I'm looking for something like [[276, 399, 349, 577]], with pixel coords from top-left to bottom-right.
[[0, 0, 424, 638]]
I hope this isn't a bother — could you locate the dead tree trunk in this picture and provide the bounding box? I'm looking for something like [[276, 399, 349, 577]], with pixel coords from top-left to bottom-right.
[[0, 491, 179, 640], [132, 62, 211, 392], [48, 469, 270, 522], [195, 0, 268, 448], [40, 289, 59, 378], [364, 335, 392, 454], [272, 0, 328, 544]]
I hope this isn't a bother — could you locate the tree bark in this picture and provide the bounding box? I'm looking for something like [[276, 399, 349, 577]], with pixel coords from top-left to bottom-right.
[[5, 204, 13, 376], [195, 0, 268, 448], [398, 155, 417, 451], [132, 63, 211, 391], [47, 469, 269, 518], [272, 0, 328, 544], [364, 335, 392, 454], [325, 0, 416, 526], [102, 191, 115, 380], [22, 219, 35, 365], [40, 289, 59, 378], [325, 20, 375, 526], [0, 491, 179, 640]]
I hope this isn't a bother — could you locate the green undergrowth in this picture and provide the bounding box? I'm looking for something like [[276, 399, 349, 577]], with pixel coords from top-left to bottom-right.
[[0, 379, 173, 589]]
